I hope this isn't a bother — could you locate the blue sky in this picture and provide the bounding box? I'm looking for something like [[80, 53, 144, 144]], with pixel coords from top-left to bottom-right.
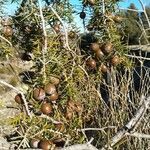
[[4, 0, 149, 15], [70, 0, 149, 9], [3, 0, 149, 32], [70, 0, 149, 31], [119, 0, 149, 9]]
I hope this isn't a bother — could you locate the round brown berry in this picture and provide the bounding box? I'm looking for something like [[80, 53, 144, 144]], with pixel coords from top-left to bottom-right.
[[33, 88, 46, 101], [90, 43, 100, 52], [49, 92, 59, 101], [15, 94, 23, 104], [95, 49, 104, 59], [38, 140, 52, 150], [99, 64, 108, 73], [41, 103, 52, 115], [111, 55, 120, 66], [44, 83, 56, 95], [86, 58, 96, 69], [101, 42, 113, 54]]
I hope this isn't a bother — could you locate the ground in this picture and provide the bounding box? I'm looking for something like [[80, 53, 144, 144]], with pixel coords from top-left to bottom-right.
[[0, 58, 33, 149]]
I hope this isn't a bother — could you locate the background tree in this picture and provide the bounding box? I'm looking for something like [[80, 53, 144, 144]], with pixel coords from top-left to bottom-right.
[[120, 3, 150, 45], [139, 5, 150, 44], [122, 3, 141, 45]]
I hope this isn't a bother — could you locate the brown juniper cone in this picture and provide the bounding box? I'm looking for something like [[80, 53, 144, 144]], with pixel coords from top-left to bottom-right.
[[65, 108, 73, 120], [99, 64, 108, 73], [53, 24, 61, 33], [15, 93, 23, 104], [41, 103, 53, 115], [33, 88, 46, 101], [30, 139, 40, 148], [101, 42, 113, 54], [67, 100, 82, 113], [3, 26, 13, 37], [38, 140, 53, 150], [55, 123, 65, 132], [90, 43, 100, 52], [95, 49, 104, 59], [86, 58, 96, 69], [44, 83, 56, 95], [49, 76, 60, 85], [49, 92, 59, 102], [111, 55, 120, 66], [84, 0, 95, 6]]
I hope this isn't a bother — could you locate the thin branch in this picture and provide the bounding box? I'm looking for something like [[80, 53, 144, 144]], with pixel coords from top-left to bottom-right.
[[38, 0, 47, 82], [138, 0, 150, 28], [78, 65, 89, 81], [125, 95, 149, 129], [79, 126, 116, 132], [17, 126, 32, 149], [48, 4, 75, 56], [0, 80, 31, 118], [39, 114, 63, 124], [127, 45, 150, 51], [101, 95, 150, 149], [136, 18, 150, 44], [0, 35, 12, 47], [126, 132, 150, 139], [87, 138, 94, 144], [119, 8, 143, 12], [125, 54, 150, 61]]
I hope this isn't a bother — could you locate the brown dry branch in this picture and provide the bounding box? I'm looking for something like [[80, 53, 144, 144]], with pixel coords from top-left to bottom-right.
[[0, 80, 31, 118], [101, 95, 150, 150]]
